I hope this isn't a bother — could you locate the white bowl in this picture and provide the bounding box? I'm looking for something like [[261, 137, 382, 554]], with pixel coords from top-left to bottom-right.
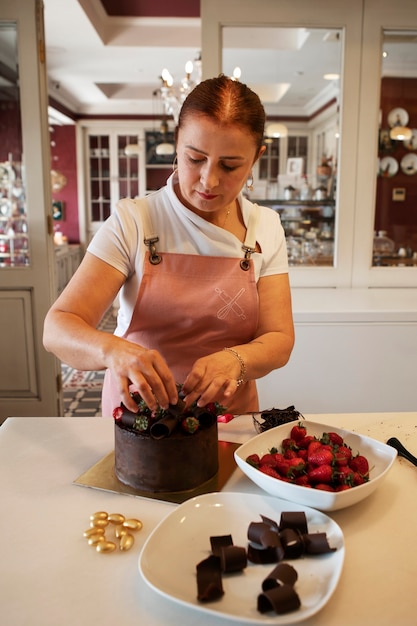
[[234, 420, 397, 511]]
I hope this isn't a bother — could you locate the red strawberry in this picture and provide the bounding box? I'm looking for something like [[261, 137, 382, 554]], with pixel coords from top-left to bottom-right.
[[246, 453, 260, 467], [290, 423, 306, 442], [181, 416, 199, 434], [308, 445, 334, 466], [335, 484, 352, 491], [334, 445, 352, 467], [308, 464, 333, 484], [352, 472, 366, 486], [112, 406, 123, 420], [297, 435, 316, 449], [295, 474, 311, 487], [259, 464, 281, 479], [322, 431, 344, 447], [315, 483, 335, 491], [281, 437, 297, 452], [307, 439, 322, 456], [349, 455, 370, 478], [334, 465, 355, 486], [259, 453, 277, 467]]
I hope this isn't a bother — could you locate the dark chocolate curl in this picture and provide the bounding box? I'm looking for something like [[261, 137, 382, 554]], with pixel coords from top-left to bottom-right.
[[262, 562, 298, 591], [167, 397, 186, 417], [247, 543, 283, 564], [150, 414, 178, 439], [193, 407, 216, 428], [210, 534, 233, 557], [220, 545, 247, 573], [279, 511, 308, 535], [303, 532, 336, 554], [279, 528, 304, 559], [257, 584, 301, 615], [260, 515, 280, 532], [196, 555, 224, 602]]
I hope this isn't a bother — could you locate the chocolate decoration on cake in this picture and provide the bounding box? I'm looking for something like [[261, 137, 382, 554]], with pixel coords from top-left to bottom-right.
[[149, 414, 179, 439]]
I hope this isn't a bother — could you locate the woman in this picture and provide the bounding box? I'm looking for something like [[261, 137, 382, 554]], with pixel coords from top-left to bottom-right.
[[43, 75, 295, 416]]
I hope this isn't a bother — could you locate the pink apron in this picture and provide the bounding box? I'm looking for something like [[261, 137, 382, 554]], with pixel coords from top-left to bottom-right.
[[102, 201, 260, 416]]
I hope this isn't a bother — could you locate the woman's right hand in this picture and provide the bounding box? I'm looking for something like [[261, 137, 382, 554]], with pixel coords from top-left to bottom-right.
[[104, 336, 178, 412]]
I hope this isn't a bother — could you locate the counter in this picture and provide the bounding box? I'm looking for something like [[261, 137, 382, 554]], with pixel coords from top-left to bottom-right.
[[1, 413, 416, 625]]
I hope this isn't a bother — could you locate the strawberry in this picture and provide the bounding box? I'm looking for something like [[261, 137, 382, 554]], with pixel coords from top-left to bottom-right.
[[352, 472, 366, 486], [349, 454, 369, 478], [321, 431, 344, 447], [259, 453, 277, 467], [307, 439, 322, 456], [308, 445, 334, 466], [295, 474, 311, 487], [112, 406, 123, 420], [315, 483, 335, 491], [335, 484, 352, 491], [259, 464, 281, 479], [245, 453, 260, 467], [281, 437, 298, 452], [290, 423, 306, 442], [334, 465, 355, 486], [334, 445, 352, 467], [297, 435, 316, 449], [181, 416, 199, 434], [308, 464, 333, 484]]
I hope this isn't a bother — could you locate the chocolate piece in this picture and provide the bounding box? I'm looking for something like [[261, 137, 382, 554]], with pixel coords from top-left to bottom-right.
[[149, 414, 179, 439], [167, 397, 186, 417], [196, 555, 224, 602], [262, 562, 298, 591], [193, 407, 217, 428], [247, 543, 282, 564], [257, 584, 301, 614], [279, 511, 308, 535], [220, 545, 247, 573], [260, 515, 280, 532], [279, 528, 304, 559], [210, 534, 233, 557], [303, 532, 336, 554]]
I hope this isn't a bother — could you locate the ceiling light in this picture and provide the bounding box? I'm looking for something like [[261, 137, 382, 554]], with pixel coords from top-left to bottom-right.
[[155, 142, 175, 156], [265, 123, 288, 138], [323, 73, 340, 81], [124, 144, 140, 156]]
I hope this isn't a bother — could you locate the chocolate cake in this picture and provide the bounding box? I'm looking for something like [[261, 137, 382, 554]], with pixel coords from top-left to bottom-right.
[[113, 394, 220, 493]]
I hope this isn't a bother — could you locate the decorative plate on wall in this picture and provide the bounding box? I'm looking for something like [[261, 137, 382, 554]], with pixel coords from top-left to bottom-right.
[[387, 107, 409, 128], [403, 129, 417, 151], [378, 156, 399, 177], [400, 153, 417, 175]]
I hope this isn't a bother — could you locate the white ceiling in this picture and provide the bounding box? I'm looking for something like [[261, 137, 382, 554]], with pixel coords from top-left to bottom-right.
[[42, 0, 417, 122]]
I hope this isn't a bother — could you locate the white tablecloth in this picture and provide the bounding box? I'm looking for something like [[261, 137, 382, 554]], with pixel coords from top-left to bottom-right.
[[1, 413, 416, 626]]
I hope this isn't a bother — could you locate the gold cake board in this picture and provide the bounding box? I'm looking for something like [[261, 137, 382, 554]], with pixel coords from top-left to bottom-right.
[[73, 440, 241, 505]]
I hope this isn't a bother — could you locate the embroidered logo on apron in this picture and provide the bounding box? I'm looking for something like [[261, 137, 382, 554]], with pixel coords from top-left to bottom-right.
[[215, 287, 247, 320]]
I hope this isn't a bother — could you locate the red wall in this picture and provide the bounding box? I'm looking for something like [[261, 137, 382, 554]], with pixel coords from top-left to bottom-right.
[[50, 125, 80, 243], [376, 77, 417, 250]]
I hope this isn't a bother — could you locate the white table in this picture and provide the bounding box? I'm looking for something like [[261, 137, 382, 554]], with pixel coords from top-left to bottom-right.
[[1, 413, 416, 626]]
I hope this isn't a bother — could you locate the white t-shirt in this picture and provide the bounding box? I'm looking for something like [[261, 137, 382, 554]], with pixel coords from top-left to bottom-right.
[[88, 173, 288, 336]]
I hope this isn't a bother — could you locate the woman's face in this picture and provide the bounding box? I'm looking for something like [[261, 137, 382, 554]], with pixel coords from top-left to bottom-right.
[[175, 114, 263, 221]]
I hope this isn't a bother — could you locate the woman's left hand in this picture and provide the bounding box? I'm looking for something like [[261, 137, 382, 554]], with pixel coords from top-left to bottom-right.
[[181, 350, 242, 408]]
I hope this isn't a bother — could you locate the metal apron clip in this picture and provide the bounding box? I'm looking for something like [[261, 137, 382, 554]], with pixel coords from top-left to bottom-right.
[[240, 245, 255, 271], [144, 236, 162, 265]]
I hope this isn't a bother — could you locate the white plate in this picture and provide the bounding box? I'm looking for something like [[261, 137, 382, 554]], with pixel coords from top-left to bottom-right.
[[139, 492, 345, 624], [400, 153, 417, 175], [235, 421, 396, 511], [387, 107, 409, 128], [379, 156, 399, 177]]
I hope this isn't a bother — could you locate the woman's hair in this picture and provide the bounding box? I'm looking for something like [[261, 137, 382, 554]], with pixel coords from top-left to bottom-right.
[[177, 74, 266, 151]]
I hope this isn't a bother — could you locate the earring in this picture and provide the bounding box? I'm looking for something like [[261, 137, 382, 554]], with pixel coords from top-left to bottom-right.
[[246, 172, 254, 192], [172, 155, 178, 172]]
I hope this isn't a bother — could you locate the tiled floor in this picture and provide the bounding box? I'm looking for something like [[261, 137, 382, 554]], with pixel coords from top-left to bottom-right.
[[62, 308, 116, 417]]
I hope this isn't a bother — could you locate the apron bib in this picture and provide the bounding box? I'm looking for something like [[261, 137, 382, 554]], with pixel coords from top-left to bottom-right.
[[102, 201, 260, 416]]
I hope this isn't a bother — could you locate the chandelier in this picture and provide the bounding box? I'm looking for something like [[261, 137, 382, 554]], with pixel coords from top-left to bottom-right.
[[157, 54, 242, 124], [158, 53, 202, 123]]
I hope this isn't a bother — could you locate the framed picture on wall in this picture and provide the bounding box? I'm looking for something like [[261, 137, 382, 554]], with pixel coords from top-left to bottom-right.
[[52, 200, 64, 220], [286, 157, 304, 176]]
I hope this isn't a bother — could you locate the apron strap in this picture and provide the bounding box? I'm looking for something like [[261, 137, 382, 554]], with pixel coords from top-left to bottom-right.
[[241, 203, 259, 271], [134, 198, 162, 265]]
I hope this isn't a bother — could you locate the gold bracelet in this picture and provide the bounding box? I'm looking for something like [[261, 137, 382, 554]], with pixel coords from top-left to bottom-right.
[[223, 347, 246, 387]]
